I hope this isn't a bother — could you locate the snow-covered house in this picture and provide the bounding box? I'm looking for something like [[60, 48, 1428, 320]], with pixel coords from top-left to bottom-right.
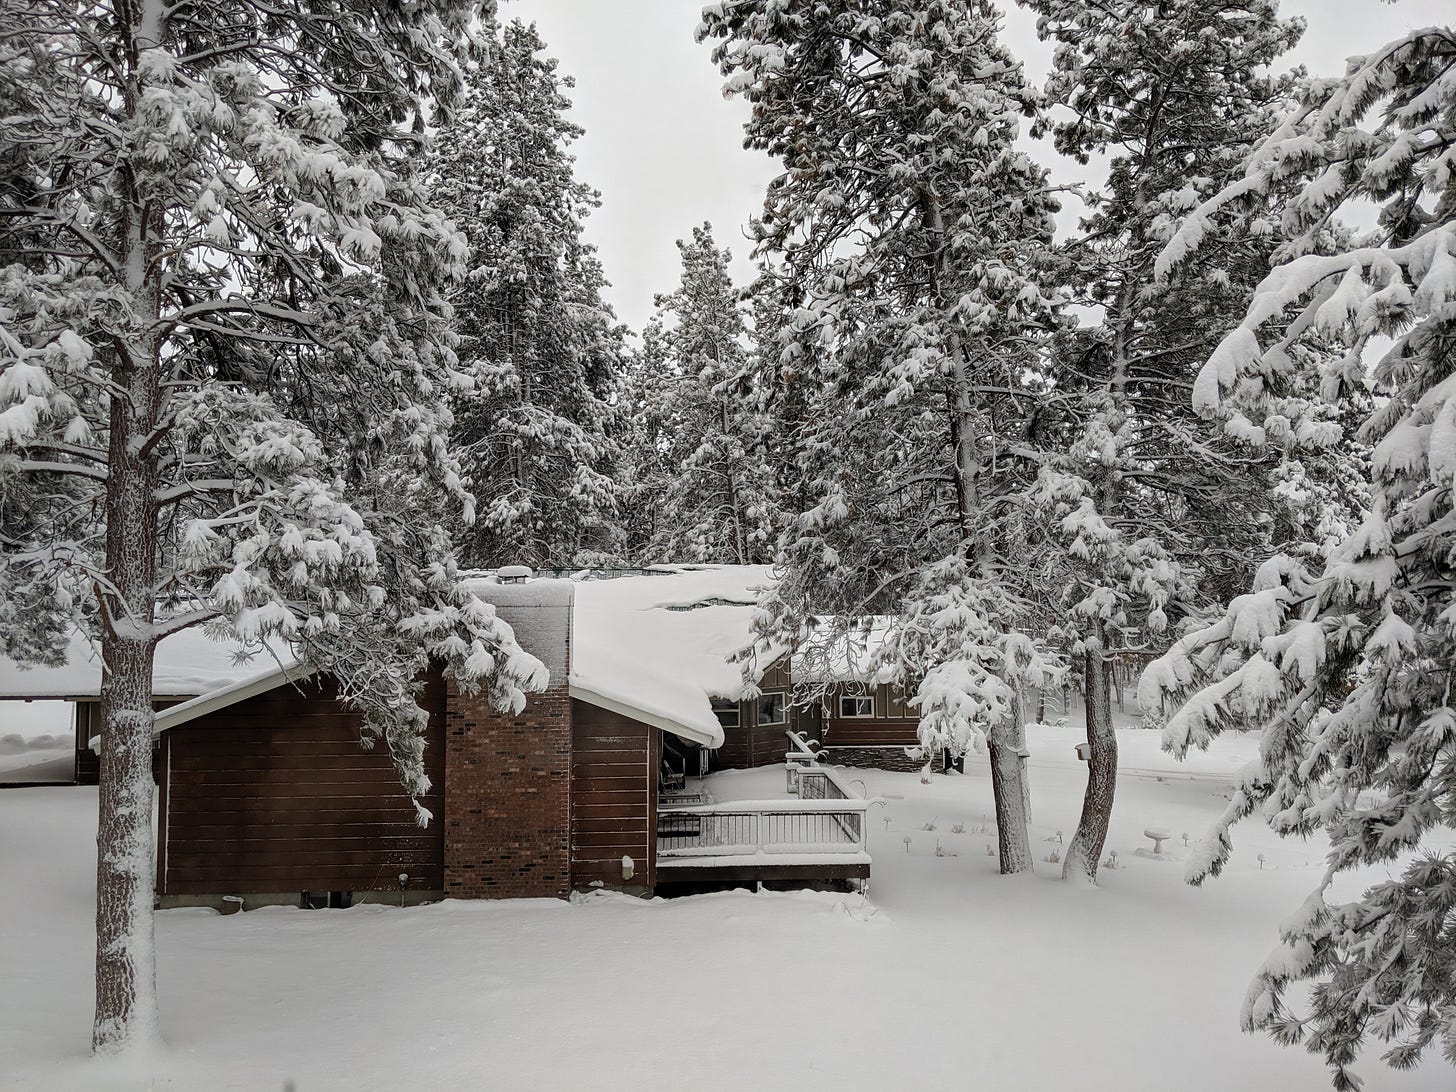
[[0, 566, 898, 906]]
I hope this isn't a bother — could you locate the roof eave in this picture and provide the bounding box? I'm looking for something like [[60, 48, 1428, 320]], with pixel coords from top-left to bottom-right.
[[145, 661, 316, 739], [567, 680, 724, 748]]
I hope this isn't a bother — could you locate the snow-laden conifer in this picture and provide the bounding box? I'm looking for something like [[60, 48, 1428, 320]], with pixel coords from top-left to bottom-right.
[[429, 19, 624, 569], [1022, 0, 1316, 882], [643, 224, 775, 564], [1144, 25, 1456, 1086], [0, 0, 546, 1053], [700, 0, 1065, 874]]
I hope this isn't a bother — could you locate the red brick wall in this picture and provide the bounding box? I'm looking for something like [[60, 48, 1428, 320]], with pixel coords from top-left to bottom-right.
[[443, 680, 571, 899]]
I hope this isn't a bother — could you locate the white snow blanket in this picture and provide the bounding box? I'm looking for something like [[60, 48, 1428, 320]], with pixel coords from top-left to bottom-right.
[[0, 567, 783, 749], [0, 630, 296, 700], [563, 565, 775, 748]]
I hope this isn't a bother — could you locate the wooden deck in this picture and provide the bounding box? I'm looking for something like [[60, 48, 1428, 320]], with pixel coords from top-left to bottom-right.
[[653, 750, 871, 889]]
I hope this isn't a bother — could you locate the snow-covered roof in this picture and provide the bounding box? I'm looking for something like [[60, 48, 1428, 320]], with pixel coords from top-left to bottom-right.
[[0, 629, 297, 700], [9, 566, 787, 751], [567, 565, 777, 748]]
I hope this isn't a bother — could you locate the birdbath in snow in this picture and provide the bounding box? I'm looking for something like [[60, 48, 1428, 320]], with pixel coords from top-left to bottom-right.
[[1144, 827, 1172, 855]]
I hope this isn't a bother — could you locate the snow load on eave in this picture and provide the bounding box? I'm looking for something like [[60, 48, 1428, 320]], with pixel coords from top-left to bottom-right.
[[567, 565, 780, 749], [0, 628, 297, 700]]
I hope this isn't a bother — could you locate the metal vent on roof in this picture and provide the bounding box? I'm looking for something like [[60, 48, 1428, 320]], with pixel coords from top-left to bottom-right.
[[664, 597, 753, 611]]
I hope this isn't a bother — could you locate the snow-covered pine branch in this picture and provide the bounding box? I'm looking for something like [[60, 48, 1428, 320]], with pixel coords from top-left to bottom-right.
[[0, 0, 548, 1054], [1145, 23, 1456, 1087], [702, 0, 1065, 875]]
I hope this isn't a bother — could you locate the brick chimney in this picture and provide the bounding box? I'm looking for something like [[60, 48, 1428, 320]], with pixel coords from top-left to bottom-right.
[[443, 579, 572, 899]]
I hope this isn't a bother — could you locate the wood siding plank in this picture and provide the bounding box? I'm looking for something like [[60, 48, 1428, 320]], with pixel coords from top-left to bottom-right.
[[159, 671, 445, 896]]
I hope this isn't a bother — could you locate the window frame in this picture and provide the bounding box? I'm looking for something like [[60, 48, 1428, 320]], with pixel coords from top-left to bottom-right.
[[756, 691, 787, 727], [838, 694, 875, 719], [710, 698, 741, 729]]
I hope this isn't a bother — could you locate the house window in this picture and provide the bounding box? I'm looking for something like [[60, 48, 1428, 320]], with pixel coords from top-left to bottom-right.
[[301, 891, 352, 910], [711, 699, 741, 728], [757, 692, 787, 726], [839, 695, 875, 718]]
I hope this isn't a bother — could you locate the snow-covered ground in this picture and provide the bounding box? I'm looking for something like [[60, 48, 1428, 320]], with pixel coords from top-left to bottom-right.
[[3, 725, 1450, 1091]]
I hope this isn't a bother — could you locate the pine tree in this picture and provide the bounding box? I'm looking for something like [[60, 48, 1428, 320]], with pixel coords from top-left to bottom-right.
[[1021, 0, 1307, 882], [429, 19, 624, 570], [0, 0, 547, 1051], [1142, 27, 1456, 1087], [646, 223, 775, 564], [612, 320, 675, 563], [700, 0, 1065, 873]]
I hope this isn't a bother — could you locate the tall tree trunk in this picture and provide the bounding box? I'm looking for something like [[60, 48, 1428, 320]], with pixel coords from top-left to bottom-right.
[[722, 400, 748, 564], [94, 62, 165, 1040], [922, 188, 1035, 872], [1063, 635, 1117, 884], [94, 350, 163, 1051], [988, 691, 1033, 874]]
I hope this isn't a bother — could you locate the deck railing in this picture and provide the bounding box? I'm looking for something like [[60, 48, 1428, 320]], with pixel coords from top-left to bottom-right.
[[657, 735, 868, 861]]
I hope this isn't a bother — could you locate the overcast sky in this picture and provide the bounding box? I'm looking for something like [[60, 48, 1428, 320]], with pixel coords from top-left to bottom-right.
[[505, 0, 1452, 334]]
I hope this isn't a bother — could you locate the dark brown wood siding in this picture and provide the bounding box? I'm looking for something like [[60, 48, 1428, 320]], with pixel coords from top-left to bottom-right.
[[823, 683, 920, 747], [569, 699, 655, 889], [714, 713, 749, 769], [158, 672, 445, 896], [711, 657, 822, 768]]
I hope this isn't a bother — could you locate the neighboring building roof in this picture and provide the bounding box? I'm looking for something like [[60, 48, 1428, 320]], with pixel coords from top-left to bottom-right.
[[0, 629, 296, 700]]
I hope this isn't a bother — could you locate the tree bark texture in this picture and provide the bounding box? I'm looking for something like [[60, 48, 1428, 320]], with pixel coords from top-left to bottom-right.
[[988, 691, 1033, 874], [93, 359, 163, 1051], [1063, 640, 1118, 884], [93, 65, 165, 1042]]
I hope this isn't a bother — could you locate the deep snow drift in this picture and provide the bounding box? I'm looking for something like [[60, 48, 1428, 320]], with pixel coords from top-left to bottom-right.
[[3, 725, 1450, 1091]]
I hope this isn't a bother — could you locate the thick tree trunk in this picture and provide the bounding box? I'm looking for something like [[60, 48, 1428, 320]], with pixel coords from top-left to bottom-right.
[[1063, 639, 1117, 884], [94, 373, 163, 1051], [988, 691, 1033, 874], [94, 89, 164, 1044], [919, 187, 1037, 873], [93, 637, 160, 1052]]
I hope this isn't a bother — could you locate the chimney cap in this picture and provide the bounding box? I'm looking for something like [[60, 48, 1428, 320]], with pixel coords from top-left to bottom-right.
[[497, 564, 533, 584]]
